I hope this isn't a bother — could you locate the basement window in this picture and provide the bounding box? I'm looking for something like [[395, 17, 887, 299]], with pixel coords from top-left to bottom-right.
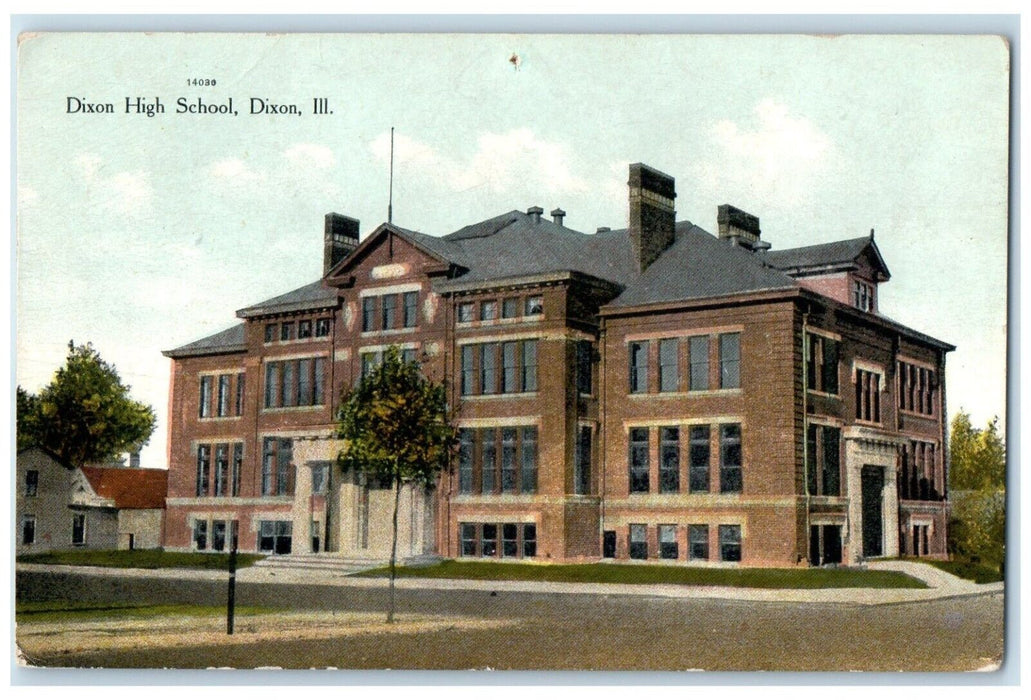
[[629, 524, 648, 560], [719, 525, 741, 562]]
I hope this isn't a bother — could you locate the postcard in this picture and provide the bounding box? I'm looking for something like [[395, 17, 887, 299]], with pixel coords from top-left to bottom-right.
[[14, 30, 1009, 673]]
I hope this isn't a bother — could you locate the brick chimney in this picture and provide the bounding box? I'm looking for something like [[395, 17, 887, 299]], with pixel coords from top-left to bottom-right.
[[628, 163, 676, 272], [717, 204, 762, 250], [324, 213, 359, 276]]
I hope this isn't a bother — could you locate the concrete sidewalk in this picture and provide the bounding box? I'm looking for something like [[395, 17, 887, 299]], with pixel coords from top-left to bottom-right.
[[17, 558, 1004, 607]]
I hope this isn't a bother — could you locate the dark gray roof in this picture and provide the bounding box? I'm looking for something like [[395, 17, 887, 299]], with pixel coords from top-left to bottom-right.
[[763, 236, 877, 273], [436, 210, 639, 287], [606, 223, 800, 308], [236, 279, 337, 318], [163, 323, 246, 358]]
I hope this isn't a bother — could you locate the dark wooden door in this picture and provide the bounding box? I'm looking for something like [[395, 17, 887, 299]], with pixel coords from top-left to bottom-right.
[[861, 466, 884, 557]]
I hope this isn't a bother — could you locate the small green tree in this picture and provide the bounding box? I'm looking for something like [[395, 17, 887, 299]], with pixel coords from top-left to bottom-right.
[[948, 410, 1006, 575], [336, 346, 457, 623], [16, 386, 41, 450], [18, 342, 157, 467]]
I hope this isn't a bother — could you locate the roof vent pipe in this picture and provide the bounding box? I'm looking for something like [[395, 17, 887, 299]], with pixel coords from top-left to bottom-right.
[[596, 226, 611, 233], [527, 206, 543, 224], [551, 208, 566, 226]]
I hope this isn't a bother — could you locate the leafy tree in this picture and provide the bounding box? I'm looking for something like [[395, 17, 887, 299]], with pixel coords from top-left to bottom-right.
[[948, 410, 1006, 575], [18, 342, 157, 467], [949, 411, 1005, 491], [16, 386, 41, 450], [336, 346, 457, 623]]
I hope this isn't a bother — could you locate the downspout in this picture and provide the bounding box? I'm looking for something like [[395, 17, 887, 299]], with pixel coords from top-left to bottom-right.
[[599, 322, 607, 557], [802, 307, 811, 565]]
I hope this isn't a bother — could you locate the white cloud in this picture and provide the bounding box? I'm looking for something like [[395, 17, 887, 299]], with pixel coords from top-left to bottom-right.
[[284, 143, 336, 169], [72, 151, 153, 217], [370, 128, 589, 196], [209, 157, 264, 184], [697, 99, 836, 206]]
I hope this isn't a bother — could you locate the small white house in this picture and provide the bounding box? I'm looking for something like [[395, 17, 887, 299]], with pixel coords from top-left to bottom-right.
[[16, 447, 167, 554]]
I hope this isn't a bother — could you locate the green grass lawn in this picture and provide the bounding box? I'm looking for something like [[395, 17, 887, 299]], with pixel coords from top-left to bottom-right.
[[914, 558, 1004, 584], [15, 601, 275, 623], [17, 549, 264, 571], [357, 560, 927, 589]]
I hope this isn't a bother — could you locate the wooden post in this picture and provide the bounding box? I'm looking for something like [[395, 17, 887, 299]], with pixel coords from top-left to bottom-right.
[[227, 522, 238, 635]]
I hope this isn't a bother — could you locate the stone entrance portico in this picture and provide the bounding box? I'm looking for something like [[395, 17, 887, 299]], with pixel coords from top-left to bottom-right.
[[843, 426, 905, 565]]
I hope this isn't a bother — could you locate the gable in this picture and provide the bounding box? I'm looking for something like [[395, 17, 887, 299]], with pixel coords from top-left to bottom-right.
[[324, 224, 455, 284]]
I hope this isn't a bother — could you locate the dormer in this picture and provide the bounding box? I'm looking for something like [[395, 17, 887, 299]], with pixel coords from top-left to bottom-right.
[[763, 230, 890, 313]]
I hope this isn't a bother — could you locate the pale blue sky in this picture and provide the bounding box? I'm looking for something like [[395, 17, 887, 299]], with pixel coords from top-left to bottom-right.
[[16, 33, 1009, 467]]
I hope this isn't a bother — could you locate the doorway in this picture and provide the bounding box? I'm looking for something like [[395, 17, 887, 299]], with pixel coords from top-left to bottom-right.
[[861, 466, 885, 557]]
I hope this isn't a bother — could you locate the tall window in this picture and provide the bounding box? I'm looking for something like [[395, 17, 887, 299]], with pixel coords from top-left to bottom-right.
[[458, 302, 474, 323], [72, 513, 86, 546], [501, 428, 517, 493], [806, 425, 841, 497], [577, 340, 593, 395], [521, 427, 538, 493], [362, 297, 376, 332], [480, 343, 498, 395], [458, 429, 474, 494], [807, 334, 839, 394], [719, 333, 741, 389], [403, 291, 418, 328], [629, 427, 650, 493], [659, 338, 679, 392], [235, 372, 245, 416], [381, 294, 396, 330], [522, 340, 538, 392], [196, 445, 211, 496], [501, 342, 518, 393], [855, 368, 881, 422], [214, 444, 229, 497], [264, 323, 276, 343], [232, 443, 243, 497], [629, 341, 649, 394], [575, 426, 592, 495], [689, 426, 710, 493], [217, 374, 231, 417], [298, 320, 312, 339], [660, 426, 680, 493], [689, 336, 710, 391], [461, 346, 475, 395], [719, 525, 742, 562], [481, 428, 496, 494], [659, 524, 678, 559], [315, 318, 331, 337], [720, 424, 742, 493], [212, 520, 227, 551], [262, 437, 293, 496], [280, 322, 295, 342], [199, 376, 212, 418]]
